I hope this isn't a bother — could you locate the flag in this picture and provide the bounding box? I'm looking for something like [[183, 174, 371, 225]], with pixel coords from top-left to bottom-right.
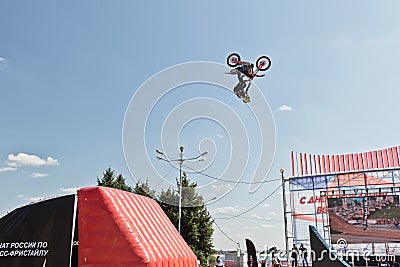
[[245, 239, 258, 267]]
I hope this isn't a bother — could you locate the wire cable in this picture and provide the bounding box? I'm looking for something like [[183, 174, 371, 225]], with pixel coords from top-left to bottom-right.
[[213, 220, 239, 245], [153, 165, 176, 192], [214, 214, 283, 222], [183, 164, 281, 185], [213, 184, 282, 220]]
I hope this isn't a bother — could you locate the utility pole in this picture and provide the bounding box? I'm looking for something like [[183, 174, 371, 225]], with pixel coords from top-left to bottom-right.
[[156, 147, 207, 234], [281, 168, 290, 265], [178, 146, 184, 233]]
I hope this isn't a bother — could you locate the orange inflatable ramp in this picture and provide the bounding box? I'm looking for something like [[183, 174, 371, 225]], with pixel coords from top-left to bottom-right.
[[78, 186, 197, 267]]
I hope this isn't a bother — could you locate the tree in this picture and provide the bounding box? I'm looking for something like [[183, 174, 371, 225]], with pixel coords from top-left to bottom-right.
[[98, 168, 215, 266], [133, 179, 156, 199], [158, 173, 214, 266], [97, 167, 133, 192]]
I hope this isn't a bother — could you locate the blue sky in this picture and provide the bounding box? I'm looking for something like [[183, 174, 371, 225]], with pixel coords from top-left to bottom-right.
[[1, 1, 400, 250]]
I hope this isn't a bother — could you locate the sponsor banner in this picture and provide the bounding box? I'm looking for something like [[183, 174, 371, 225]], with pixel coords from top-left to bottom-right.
[[0, 194, 76, 267], [290, 170, 400, 251], [328, 195, 400, 244], [292, 190, 328, 215]]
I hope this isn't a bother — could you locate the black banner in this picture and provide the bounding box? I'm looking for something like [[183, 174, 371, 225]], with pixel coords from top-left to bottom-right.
[[245, 238, 258, 267], [0, 194, 76, 267]]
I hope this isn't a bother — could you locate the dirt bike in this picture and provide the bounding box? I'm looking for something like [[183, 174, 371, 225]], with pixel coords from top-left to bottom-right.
[[226, 53, 271, 103], [227, 53, 271, 80]]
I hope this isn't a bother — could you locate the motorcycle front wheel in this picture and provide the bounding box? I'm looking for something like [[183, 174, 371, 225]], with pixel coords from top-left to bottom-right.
[[256, 56, 271, 71]]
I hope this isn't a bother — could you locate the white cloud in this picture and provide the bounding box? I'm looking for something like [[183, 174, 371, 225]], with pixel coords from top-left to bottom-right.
[[0, 57, 9, 69], [17, 195, 44, 203], [243, 226, 260, 230], [211, 205, 241, 214], [217, 134, 224, 139], [260, 224, 276, 228], [278, 105, 292, 111], [60, 187, 80, 193], [7, 153, 59, 167], [27, 197, 43, 202], [248, 214, 273, 220], [31, 172, 48, 178], [266, 211, 278, 216], [211, 184, 232, 191], [0, 167, 17, 172]]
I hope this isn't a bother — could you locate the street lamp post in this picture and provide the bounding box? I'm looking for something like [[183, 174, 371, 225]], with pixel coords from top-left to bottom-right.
[[156, 146, 207, 234], [178, 146, 184, 234]]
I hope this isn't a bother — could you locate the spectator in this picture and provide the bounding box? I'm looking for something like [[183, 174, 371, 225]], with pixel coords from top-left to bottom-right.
[[291, 244, 299, 267], [391, 259, 400, 267], [216, 256, 224, 267], [272, 255, 281, 267], [299, 244, 309, 267]]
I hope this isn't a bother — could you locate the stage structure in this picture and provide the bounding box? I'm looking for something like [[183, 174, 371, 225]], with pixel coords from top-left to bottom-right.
[[285, 146, 400, 256]]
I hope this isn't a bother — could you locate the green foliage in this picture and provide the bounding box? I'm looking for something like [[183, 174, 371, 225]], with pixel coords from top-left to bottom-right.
[[97, 167, 133, 192], [133, 179, 156, 199], [369, 203, 400, 219], [135, 172, 215, 265], [97, 168, 214, 265], [208, 254, 217, 266]]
